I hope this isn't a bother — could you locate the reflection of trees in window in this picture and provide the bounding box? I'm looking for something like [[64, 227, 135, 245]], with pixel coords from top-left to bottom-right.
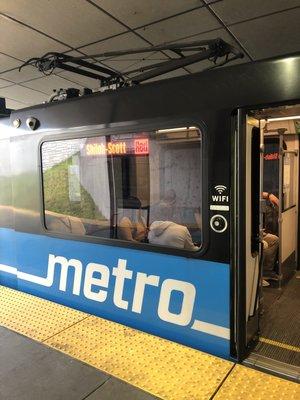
[[43, 153, 103, 220], [42, 127, 202, 250]]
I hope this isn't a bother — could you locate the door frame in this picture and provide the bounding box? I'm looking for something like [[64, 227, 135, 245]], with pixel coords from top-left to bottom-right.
[[232, 108, 262, 361]]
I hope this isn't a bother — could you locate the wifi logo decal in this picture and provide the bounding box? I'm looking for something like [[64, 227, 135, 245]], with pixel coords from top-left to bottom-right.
[[214, 185, 227, 194]]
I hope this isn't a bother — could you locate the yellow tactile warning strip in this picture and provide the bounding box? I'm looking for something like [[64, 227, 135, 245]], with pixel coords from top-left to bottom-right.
[[0, 286, 87, 341], [260, 337, 300, 353], [214, 364, 300, 400], [1, 286, 299, 400], [45, 315, 233, 400], [0, 285, 233, 399]]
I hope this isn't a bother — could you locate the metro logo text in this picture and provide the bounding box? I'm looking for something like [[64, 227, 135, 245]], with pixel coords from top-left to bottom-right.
[[0, 236, 230, 341], [49, 254, 196, 327]]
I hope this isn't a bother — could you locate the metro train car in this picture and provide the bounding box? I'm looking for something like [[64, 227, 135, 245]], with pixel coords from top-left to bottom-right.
[[0, 49, 299, 379]]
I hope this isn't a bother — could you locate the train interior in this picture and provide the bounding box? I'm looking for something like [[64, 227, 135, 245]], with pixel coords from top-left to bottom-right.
[[42, 127, 202, 250], [245, 104, 300, 379]]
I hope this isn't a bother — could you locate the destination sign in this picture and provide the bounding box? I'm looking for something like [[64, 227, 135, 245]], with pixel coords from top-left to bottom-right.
[[86, 142, 127, 156], [85, 138, 149, 156]]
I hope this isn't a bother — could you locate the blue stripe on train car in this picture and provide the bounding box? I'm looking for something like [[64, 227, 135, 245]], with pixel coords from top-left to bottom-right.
[[0, 228, 18, 289], [0, 227, 230, 358]]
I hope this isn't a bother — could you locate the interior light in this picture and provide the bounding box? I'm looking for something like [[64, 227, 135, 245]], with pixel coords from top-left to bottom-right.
[[267, 115, 300, 122], [157, 127, 197, 133]]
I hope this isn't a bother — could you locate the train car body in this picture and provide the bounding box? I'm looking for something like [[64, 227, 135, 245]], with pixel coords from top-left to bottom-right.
[[0, 52, 299, 366]]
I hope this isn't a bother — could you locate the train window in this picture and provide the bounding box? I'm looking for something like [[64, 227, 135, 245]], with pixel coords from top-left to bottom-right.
[[41, 127, 202, 252]]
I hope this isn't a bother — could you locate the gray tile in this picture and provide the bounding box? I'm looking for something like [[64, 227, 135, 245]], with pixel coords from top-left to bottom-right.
[[0, 53, 22, 73], [0, 327, 109, 400], [4, 98, 27, 110], [211, 0, 300, 26], [0, 78, 14, 88], [94, 0, 203, 28], [1, 66, 44, 84], [76, 32, 164, 79], [0, 85, 47, 105], [75, 32, 151, 79], [106, 51, 169, 74], [22, 75, 84, 95], [230, 7, 300, 60], [136, 8, 221, 45], [85, 377, 160, 400], [0, 15, 68, 60], [1, 0, 126, 48], [80, 32, 147, 59], [174, 28, 248, 73], [56, 71, 101, 90]]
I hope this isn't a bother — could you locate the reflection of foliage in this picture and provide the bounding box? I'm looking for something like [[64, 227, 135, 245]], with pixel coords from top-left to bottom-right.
[[0, 173, 37, 209], [0, 176, 11, 205], [44, 156, 103, 219]]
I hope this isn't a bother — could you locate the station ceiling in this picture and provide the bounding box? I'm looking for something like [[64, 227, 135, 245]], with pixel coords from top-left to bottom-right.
[[1, 0, 300, 110]]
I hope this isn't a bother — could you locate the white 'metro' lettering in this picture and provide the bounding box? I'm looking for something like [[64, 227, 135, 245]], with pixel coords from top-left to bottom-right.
[[112, 259, 133, 310], [158, 279, 196, 326], [83, 262, 109, 302], [132, 272, 160, 313], [48, 254, 82, 295], [47, 254, 196, 326]]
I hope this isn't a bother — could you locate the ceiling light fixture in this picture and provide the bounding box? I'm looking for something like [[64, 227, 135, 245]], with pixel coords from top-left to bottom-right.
[[267, 115, 300, 122]]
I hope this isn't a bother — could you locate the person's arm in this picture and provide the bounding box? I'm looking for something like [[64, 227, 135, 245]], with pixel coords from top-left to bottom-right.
[[134, 215, 147, 241], [263, 192, 279, 207], [269, 193, 279, 207], [135, 226, 147, 241], [118, 217, 135, 241], [262, 192, 269, 200]]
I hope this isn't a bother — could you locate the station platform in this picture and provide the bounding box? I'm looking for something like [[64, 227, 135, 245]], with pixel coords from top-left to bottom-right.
[[0, 285, 299, 400]]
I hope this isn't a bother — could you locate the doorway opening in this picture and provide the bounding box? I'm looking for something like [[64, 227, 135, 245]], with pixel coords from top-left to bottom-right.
[[245, 104, 300, 380]]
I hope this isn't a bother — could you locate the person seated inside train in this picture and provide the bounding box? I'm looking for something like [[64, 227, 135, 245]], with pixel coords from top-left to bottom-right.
[[262, 191, 280, 286], [150, 189, 179, 223], [148, 220, 200, 251], [262, 233, 279, 282], [117, 197, 147, 243], [45, 210, 86, 235], [148, 200, 200, 251]]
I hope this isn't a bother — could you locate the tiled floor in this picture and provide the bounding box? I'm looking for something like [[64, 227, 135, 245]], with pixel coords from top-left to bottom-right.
[[0, 326, 158, 400], [0, 286, 299, 400]]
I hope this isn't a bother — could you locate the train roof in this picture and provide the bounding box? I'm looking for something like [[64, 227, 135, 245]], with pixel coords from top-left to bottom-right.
[[1, 51, 300, 133]]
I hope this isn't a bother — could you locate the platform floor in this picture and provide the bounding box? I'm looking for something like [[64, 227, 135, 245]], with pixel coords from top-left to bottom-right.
[[254, 275, 300, 366], [0, 286, 299, 400], [0, 326, 157, 400]]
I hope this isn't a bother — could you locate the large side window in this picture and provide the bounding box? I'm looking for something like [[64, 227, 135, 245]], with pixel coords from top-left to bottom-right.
[[41, 127, 202, 252]]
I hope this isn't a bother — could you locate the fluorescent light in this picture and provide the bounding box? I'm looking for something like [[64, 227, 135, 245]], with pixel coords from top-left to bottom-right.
[[157, 127, 197, 133], [267, 115, 300, 122]]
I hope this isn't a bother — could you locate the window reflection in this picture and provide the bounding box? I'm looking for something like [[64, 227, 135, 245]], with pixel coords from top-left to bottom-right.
[[42, 127, 202, 251]]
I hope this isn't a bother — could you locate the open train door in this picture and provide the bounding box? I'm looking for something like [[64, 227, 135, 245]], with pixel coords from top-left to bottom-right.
[[233, 109, 263, 360]]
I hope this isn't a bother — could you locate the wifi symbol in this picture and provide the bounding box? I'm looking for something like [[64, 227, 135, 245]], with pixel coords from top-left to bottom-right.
[[215, 185, 227, 194]]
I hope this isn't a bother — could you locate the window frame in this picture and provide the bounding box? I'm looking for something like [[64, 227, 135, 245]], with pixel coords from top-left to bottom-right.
[[38, 117, 208, 259]]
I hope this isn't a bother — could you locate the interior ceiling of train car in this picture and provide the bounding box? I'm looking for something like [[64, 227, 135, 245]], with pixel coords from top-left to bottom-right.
[[0, 0, 300, 110]]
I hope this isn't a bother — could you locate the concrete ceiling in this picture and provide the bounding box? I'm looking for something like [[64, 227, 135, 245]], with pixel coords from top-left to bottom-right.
[[0, 0, 300, 109]]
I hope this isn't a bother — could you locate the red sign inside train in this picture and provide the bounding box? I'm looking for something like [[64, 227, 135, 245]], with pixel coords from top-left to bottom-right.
[[134, 138, 149, 155], [264, 152, 279, 160]]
